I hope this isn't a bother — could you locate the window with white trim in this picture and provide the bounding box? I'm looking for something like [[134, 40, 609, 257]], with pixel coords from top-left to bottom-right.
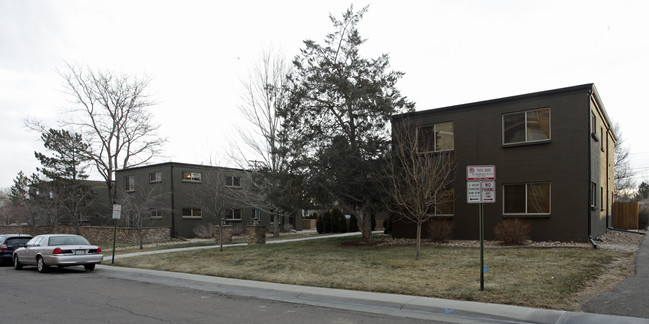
[[417, 122, 454, 153], [182, 171, 201, 183], [503, 108, 550, 144], [182, 208, 202, 218], [149, 171, 162, 183], [150, 209, 163, 219], [503, 182, 550, 214], [225, 175, 241, 187], [124, 175, 135, 192], [590, 182, 597, 208], [225, 209, 241, 220], [431, 188, 454, 216]]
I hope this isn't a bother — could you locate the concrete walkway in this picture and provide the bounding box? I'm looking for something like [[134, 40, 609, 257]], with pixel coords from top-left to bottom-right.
[[101, 232, 649, 323], [582, 233, 649, 319]]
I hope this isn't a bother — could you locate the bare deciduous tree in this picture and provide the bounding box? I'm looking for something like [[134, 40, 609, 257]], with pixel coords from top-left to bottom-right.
[[383, 118, 455, 260], [60, 64, 166, 208], [233, 46, 296, 237], [613, 122, 635, 199], [118, 184, 167, 249]]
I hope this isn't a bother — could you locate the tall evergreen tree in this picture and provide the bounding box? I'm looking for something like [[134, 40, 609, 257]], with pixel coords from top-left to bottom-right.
[[282, 6, 414, 241], [33, 129, 94, 233]]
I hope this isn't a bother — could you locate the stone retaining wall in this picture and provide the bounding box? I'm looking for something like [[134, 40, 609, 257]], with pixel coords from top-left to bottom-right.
[[214, 225, 233, 244], [0, 225, 170, 244], [246, 225, 266, 244]]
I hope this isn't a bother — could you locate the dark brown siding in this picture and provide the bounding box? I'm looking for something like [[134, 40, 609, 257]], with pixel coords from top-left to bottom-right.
[[393, 86, 605, 242]]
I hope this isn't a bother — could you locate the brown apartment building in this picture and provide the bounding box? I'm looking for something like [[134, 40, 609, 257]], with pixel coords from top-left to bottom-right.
[[391, 84, 615, 242], [115, 162, 299, 238]]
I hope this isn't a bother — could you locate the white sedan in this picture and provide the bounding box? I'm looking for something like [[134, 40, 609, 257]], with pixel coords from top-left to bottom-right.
[[13, 234, 103, 272]]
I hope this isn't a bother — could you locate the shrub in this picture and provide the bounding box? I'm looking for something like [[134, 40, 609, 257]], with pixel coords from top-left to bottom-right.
[[383, 214, 392, 234], [494, 218, 531, 245], [639, 207, 649, 230], [231, 223, 245, 236], [193, 223, 215, 238], [349, 214, 359, 232], [332, 209, 347, 233], [427, 219, 454, 242], [316, 215, 323, 234], [322, 210, 332, 233], [371, 213, 376, 231]]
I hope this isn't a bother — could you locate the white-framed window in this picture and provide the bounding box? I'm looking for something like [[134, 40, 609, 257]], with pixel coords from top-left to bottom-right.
[[225, 175, 241, 187], [591, 112, 597, 136], [182, 208, 202, 218], [417, 121, 454, 153], [590, 182, 597, 208], [431, 188, 454, 216], [503, 182, 551, 215], [182, 171, 201, 183], [225, 209, 241, 220], [150, 209, 163, 219], [503, 108, 550, 145], [124, 175, 135, 192], [149, 171, 162, 183], [252, 209, 260, 220]]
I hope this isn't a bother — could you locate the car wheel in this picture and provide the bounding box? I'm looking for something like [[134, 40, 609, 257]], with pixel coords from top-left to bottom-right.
[[36, 256, 49, 273], [13, 256, 23, 270], [84, 264, 95, 271]]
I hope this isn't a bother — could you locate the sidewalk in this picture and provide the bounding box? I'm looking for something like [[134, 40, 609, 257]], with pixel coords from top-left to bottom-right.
[[102, 232, 649, 323], [97, 265, 647, 324], [582, 233, 649, 318]]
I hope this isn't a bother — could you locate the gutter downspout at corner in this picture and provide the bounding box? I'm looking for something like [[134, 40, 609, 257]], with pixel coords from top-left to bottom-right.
[[587, 90, 598, 249], [170, 162, 176, 239]]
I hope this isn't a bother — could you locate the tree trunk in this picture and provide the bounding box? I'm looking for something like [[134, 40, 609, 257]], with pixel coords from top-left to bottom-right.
[[357, 204, 372, 242], [415, 221, 422, 260], [274, 211, 280, 238], [138, 229, 143, 249]]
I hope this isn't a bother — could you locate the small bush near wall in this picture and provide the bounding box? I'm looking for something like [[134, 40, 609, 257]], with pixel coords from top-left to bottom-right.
[[193, 223, 215, 238], [639, 207, 648, 230], [349, 214, 359, 232], [316, 216, 323, 233], [427, 219, 454, 242], [494, 219, 531, 245], [383, 215, 392, 234]]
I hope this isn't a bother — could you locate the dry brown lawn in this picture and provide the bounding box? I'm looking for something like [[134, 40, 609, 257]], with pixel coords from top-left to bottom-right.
[[110, 235, 635, 311]]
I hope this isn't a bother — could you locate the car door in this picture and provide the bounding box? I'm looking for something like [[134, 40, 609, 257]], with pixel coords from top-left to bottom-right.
[[21, 236, 43, 265]]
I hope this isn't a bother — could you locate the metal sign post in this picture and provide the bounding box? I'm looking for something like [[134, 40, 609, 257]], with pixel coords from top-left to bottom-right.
[[466, 165, 495, 291], [111, 204, 121, 264]]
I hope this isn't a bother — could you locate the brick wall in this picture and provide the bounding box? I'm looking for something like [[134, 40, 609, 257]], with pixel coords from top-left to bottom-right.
[[0, 226, 170, 244]]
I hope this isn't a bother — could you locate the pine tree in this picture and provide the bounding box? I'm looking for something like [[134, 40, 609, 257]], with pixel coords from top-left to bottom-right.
[[282, 5, 414, 242]]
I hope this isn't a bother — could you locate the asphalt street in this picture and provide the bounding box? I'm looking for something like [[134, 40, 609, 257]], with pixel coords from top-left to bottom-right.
[[0, 265, 439, 324]]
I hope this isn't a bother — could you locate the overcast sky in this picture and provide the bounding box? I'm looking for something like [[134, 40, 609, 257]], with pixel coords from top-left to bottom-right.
[[1, 0, 648, 189]]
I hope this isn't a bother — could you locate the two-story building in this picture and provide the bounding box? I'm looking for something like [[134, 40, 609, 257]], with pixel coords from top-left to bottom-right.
[[115, 162, 299, 238], [391, 84, 615, 242]]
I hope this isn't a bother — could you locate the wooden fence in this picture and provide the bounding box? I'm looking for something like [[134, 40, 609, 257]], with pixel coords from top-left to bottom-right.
[[613, 202, 640, 229]]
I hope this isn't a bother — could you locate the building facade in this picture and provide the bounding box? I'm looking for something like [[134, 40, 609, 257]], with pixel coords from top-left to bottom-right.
[[391, 84, 615, 242], [115, 162, 300, 238]]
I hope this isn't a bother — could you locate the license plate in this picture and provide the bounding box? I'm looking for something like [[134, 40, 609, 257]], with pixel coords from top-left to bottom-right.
[[75, 250, 85, 255]]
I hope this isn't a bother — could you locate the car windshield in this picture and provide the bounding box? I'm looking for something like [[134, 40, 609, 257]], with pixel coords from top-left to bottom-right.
[[6, 238, 31, 247], [48, 236, 90, 246]]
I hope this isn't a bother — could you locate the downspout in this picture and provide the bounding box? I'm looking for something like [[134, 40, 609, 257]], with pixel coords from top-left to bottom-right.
[[587, 90, 598, 249], [170, 162, 176, 238]]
